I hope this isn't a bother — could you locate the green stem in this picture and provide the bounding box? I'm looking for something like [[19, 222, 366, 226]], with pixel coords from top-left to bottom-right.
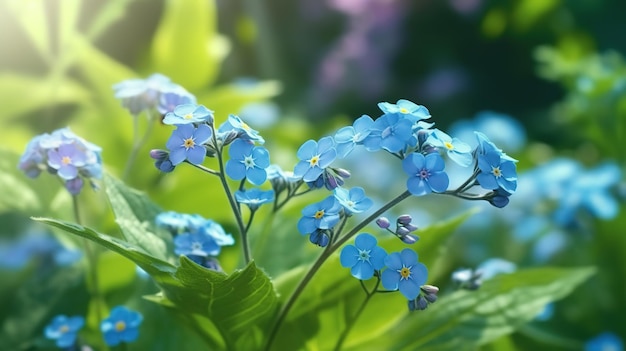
[[72, 196, 104, 326], [212, 131, 250, 264], [263, 190, 412, 351], [333, 278, 379, 351], [123, 111, 156, 181]]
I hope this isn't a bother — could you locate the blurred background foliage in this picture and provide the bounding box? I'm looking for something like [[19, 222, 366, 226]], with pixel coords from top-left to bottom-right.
[[0, 0, 624, 350]]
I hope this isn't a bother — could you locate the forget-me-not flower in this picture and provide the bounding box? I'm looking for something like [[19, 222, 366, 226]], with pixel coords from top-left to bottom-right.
[[363, 113, 414, 153], [402, 152, 449, 196], [100, 306, 143, 347], [174, 231, 222, 257], [381, 248, 428, 300], [293, 136, 337, 182], [477, 150, 517, 194], [334, 114, 374, 158], [162, 103, 214, 125], [426, 129, 473, 167], [340, 233, 387, 280], [333, 186, 373, 215], [235, 188, 275, 211], [44, 314, 84, 348], [157, 86, 197, 115], [585, 332, 624, 351], [225, 139, 270, 185], [218, 114, 265, 144], [297, 195, 341, 235], [166, 124, 212, 165]]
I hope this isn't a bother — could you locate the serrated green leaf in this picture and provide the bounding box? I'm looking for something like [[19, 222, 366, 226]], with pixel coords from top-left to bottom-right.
[[344, 267, 595, 351], [103, 173, 172, 261]]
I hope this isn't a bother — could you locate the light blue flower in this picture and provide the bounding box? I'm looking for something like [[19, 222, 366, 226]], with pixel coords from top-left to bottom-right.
[[340, 233, 387, 280], [333, 186, 373, 214], [47, 143, 87, 180], [297, 196, 341, 234], [477, 150, 517, 193], [174, 231, 221, 257], [157, 86, 196, 115], [402, 152, 449, 196], [165, 124, 212, 165], [426, 129, 473, 167], [476, 258, 516, 280], [334, 114, 374, 158], [113, 73, 173, 115], [218, 114, 265, 144], [585, 332, 623, 351], [44, 314, 84, 348], [199, 220, 235, 247], [225, 139, 270, 185], [155, 211, 206, 235], [363, 113, 414, 153], [293, 137, 337, 182], [381, 249, 428, 300], [235, 188, 275, 211], [162, 103, 213, 125], [100, 306, 143, 347], [377, 99, 431, 121]]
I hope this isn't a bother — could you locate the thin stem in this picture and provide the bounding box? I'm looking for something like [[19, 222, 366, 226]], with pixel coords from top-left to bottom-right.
[[72, 196, 104, 326], [123, 111, 156, 181], [333, 278, 380, 351], [212, 132, 250, 264], [263, 190, 412, 351], [454, 168, 479, 194], [184, 161, 220, 176]]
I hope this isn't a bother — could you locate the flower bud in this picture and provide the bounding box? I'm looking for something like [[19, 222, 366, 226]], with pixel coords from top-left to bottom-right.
[[333, 168, 351, 179], [396, 214, 412, 225], [376, 217, 391, 229]]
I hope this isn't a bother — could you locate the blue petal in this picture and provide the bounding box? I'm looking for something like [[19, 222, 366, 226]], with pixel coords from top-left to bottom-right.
[[297, 217, 316, 234], [297, 140, 317, 160], [246, 167, 267, 185], [428, 172, 449, 193], [381, 268, 399, 290], [193, 124, 213, 144], [398, 276, 421, 300], [399, 248, 418, 265], [402, 154, 420, 175], [103, 330, 121, 347], [352, 261, 374, 280], [370, 246, 387, 270], [121, 327, 139, 342], [384, 251, 403, 270], [169, 148, 187, 165], [355, 233, 377, 250], [448, 150, 473, 167], [186, 146, 206, 165], [407, 177, 430, 196], [225, 160, 246, 180], [340, 245, 359, 268], [477, 173, 498, 190]]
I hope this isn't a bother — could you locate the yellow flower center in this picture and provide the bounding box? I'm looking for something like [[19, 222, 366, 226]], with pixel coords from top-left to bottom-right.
[[62, 156, 72, 165], [183, 137, 196, 149], [184, 113, 194, 120], [400, 266, 411, 279], [314, 210, 325, 219], [59, 325, 69, 333], [444, 141, 454, 150], [492, 166, 502, 178], [399, 107, 409, 114], [115, 321, 126, 332], [242, 122, 251, 131], [309, 155, 320, 167]]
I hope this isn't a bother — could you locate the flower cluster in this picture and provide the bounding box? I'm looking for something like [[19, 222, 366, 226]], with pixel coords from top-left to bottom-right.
[[18, 128, 103, 195], [113, 73, 195, 116], [44, 306, 142, 349], [156, 211, 235, 270]]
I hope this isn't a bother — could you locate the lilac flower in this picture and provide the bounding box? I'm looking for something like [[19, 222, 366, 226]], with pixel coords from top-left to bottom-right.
[[100, 306, 143, 347], [402, 153, 449, 196], [363, 113, 414, 153], [218, 114, 265, 144], [149, 149, 175, 173], [297, 196, 341, 235], [426, 129, 473, 167], [477, 150, 517, 194], [157, 86, 197, 115], [44, 315, 84, 348], [166, 124, 212, 165], [333, 186, 373, 214], [340, 233, 387, 280], [293, 137, 337, 182], [235, 188, 275, 211], [162, 103, 213, 125], [225, 139, 270, 185], [381, 249, 428, 300], [47, 143, 87, 180], [334, 114, 374, 158]]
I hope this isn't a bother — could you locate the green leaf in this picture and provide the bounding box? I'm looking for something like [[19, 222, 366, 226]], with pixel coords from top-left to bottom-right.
[[344, 267, 595, 351], [103, 173, 172, 261], [150, 0, 227, 89], [197, 80, 282, 116]]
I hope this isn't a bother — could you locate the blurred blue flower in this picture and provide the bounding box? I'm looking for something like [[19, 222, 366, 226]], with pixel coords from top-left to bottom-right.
[[532, 230, 568, 262], [238, 102, 279, 129], [235, 188, 275, 211], [174, 231, 221, 257], [340, 233, 387, 280], [155, 211, 206, 235], [44, 314, 84, 348], [297, 195, 341, 235], [198, 220, 235, 247], [162, 104, 213, 125], [100, 306, 143, 347], [534, 302, 554, 321], [381, 249, 428, 300], [476, 258, 516, 280], [402, 153, 449, 196], [585, 332, 623, 351], [364, 113, 414, 153], [333, 186, 373, 214], [449, 111, 526, 153], [149, 149, 175, 173], [218, 114, 265, 144], [426, 129, 473, 167], [0, 231, 81, 269], [165, 124, 212, 165], [334, 114, 374, 158], [113, 73, 174, 115], [293, 137, 337, 182], [225, 139, 270, 185], [157, 86, 196, 115]]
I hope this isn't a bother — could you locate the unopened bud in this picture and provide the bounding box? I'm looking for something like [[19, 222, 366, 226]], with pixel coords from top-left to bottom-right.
[[397, 214, 412, 225], [376, 217, 391, 229]]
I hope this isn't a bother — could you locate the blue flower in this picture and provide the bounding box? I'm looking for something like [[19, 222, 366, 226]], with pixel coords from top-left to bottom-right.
[[113, 73, 174, 115], [402, 153, 449, 196], [198, 220, 235, 247], [293, 136, 337, 182], [47, 143, 87, 180], [333, 186, 373, 214], [340, 233, 387, 280], [155, 211, 206, 235], [0, 231, 81, 269], [476, 258, 516, 280], [334, 115, 374, 158], [585, 332, 624, 351], [426, 129, 473, 167], [377, 99, 431, 121], [309, 229, 330, 247], [174, 231, 222, 257], [297, 196, 341, 235], [44, 314, 84, 348], [157, 86, 196, 115], [218, 114, 265, 144], [477, 150, 517, 193], [381, 249, 428, 300], [363, 113, 414, 153], [149, 149, 175, 173], [162, 103, 213, 125], [100, 306, 143, 347], [165, 124, 212, 165], [225, 139, 270, 185], [235, 188, 275, 211]]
